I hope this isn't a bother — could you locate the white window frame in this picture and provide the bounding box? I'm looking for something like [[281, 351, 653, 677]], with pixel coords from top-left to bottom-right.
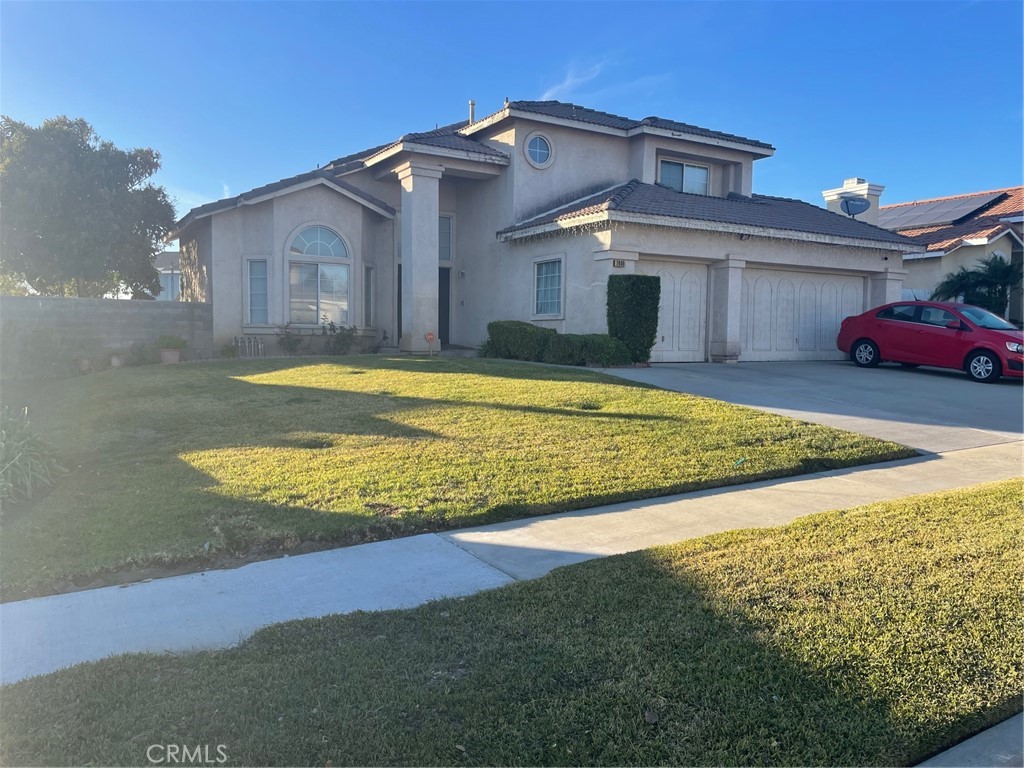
[[438, 213, 455, 262], [284, 224, 353, 327], [524, 130, 554, 169], [244, 258, 271, 326], [659, 159, 711, 196], [532, 255, 565, 319]]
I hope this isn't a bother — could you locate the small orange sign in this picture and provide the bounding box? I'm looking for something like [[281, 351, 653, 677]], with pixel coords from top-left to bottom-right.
[[425, 332, 436, 344]]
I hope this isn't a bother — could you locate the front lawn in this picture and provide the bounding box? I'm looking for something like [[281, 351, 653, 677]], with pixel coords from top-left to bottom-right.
[[1, 480, 1019, 766], [0, 357, 913, 599]]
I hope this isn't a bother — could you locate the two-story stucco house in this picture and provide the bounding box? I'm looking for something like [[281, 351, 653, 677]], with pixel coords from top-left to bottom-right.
[[169, 99, 914, 362]]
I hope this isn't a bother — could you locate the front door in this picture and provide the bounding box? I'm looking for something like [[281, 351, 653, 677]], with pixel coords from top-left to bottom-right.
[[438, 267, 451, 345]]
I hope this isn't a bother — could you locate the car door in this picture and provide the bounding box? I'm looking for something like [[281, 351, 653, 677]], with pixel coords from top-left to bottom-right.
[[873, 304, 924, 362], [913, 305, 972, 368]]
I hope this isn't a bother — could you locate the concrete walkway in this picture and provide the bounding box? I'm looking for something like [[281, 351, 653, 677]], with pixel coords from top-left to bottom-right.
[[919, 712, 1023, 767], [2, 441, 1020, 685]]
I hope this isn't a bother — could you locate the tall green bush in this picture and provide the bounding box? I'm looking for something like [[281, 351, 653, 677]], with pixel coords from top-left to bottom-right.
[[607, 274, 661, 363]]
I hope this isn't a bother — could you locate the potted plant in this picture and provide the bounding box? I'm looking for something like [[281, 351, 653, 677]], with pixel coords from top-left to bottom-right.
[[156, 335, 187, 364]]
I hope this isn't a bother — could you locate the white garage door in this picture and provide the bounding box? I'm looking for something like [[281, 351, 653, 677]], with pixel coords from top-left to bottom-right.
[[739, 268, 866, 361], [636, 260, 708, 363]]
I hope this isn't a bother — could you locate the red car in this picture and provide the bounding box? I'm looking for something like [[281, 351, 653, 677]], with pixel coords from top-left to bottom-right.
[[837, 301, 1024, 383]]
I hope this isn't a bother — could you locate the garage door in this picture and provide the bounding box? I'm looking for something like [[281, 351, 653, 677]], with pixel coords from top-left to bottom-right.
[[739, 269, 866, 361], [636, 260, 708, 363]]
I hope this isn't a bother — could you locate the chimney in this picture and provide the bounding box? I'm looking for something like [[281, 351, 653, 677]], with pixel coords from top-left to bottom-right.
[[468, 99, 475, 124], [822, 177, 885, 226]]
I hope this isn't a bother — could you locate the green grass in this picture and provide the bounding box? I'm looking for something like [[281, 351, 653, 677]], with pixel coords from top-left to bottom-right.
[[1, 480, 1019, 766], [0, 356, 913, 599]]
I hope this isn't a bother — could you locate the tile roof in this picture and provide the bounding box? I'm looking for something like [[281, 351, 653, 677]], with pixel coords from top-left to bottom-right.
[[500, 180, 914, 246], [879, 186, 1024, 253], [330, 120, 509, 168], [171, 169, 395, 234], [505, 100, 774, 151]]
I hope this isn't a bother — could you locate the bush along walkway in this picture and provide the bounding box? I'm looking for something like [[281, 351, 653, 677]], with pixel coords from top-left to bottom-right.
[[0, 475, 1020, 766]]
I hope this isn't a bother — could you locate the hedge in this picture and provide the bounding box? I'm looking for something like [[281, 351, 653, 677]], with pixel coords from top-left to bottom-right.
[[607, 274, 661, 363], [480, 320, 556, 361], [481, 322, 632, 368], [542, 334, 632, 367]]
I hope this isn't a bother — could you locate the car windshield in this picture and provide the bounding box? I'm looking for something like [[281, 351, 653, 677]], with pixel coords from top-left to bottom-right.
[[959, 306, 1017, 330]]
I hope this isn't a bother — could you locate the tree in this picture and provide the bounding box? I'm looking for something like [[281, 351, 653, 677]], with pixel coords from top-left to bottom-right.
[[0, 116, 176, 297], [931, 253, 1023, 317]]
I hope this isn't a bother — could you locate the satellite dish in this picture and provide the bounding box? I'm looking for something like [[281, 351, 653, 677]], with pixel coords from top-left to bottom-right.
[[841, 197, 871, 218]]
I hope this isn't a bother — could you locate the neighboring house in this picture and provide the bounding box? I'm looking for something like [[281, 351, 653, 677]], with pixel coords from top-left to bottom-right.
[[877, 187, 1023, 323], [169, 99, 914, 362], [155, 250, 181, 301]]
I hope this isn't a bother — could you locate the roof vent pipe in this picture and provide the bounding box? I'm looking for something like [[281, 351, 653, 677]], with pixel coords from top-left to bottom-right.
[[468, 99, 475, 124]]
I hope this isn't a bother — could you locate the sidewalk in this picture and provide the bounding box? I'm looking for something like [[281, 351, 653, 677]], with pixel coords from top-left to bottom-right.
[[2, 441, 1019, 685]]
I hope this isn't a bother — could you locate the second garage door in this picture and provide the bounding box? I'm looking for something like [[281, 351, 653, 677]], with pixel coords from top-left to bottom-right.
[[739, 268, 866, 361]]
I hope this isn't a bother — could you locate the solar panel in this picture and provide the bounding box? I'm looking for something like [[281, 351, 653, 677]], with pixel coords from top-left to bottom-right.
[[879, 191, 1004, 231]]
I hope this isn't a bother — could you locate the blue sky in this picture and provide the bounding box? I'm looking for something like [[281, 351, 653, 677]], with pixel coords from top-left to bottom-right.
[[2, 0, 1022, 226]]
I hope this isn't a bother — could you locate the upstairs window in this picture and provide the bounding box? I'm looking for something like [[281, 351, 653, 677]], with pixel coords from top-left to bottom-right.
[[525, 132, 554, 169], [660, 160, 710, 195]]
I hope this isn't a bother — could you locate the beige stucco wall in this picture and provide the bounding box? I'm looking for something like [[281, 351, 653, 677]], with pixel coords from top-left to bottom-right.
[[198, 184, 394, 344], [453, 223, 902, 350]]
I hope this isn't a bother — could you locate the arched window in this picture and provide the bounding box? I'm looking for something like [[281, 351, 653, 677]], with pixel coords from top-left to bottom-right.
[[288, 226, 350, 325]]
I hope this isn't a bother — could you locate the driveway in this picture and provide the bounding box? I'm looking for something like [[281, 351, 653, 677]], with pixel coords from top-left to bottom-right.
[[605, 360, 1023, 454]]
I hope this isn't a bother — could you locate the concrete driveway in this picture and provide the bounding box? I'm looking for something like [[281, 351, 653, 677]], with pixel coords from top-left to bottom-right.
[[606, 360, 1023, 454]]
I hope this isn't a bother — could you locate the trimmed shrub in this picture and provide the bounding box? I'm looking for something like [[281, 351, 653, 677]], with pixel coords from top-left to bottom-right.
[[580, 334, 633, 367], [482, 321, 555, 361], [542, 334, 586, 366], [542, 334, 633, 367], [0, 406, 63, 507], [607, 274, 661, 363]]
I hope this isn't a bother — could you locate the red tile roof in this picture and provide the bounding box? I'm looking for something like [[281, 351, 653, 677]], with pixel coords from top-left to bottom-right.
[[880, 186, 1023, 253]]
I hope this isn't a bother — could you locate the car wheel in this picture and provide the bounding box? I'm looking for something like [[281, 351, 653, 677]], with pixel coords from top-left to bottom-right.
[[899, 363, 919, 368], [852, 339, 880, 368], [966, 351, 1001, 383]]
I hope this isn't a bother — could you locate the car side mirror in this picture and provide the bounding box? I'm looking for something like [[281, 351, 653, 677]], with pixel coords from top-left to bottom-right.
[[946, 320, 968, 331]]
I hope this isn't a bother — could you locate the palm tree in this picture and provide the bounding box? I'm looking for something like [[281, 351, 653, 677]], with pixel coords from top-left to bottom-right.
[[931, 253, 1023, 317]]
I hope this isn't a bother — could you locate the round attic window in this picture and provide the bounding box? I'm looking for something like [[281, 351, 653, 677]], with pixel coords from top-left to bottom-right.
[[525, 132, 553, 169]]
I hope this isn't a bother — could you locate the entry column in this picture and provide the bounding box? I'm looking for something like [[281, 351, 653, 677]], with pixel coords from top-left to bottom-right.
[[397, 161, 443, 353], [709, 257, 745, 363]]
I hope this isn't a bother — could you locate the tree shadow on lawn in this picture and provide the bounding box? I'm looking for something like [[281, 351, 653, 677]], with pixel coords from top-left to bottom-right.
[[2, 361, 909, 599], [3, 545, 1016, 766]]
